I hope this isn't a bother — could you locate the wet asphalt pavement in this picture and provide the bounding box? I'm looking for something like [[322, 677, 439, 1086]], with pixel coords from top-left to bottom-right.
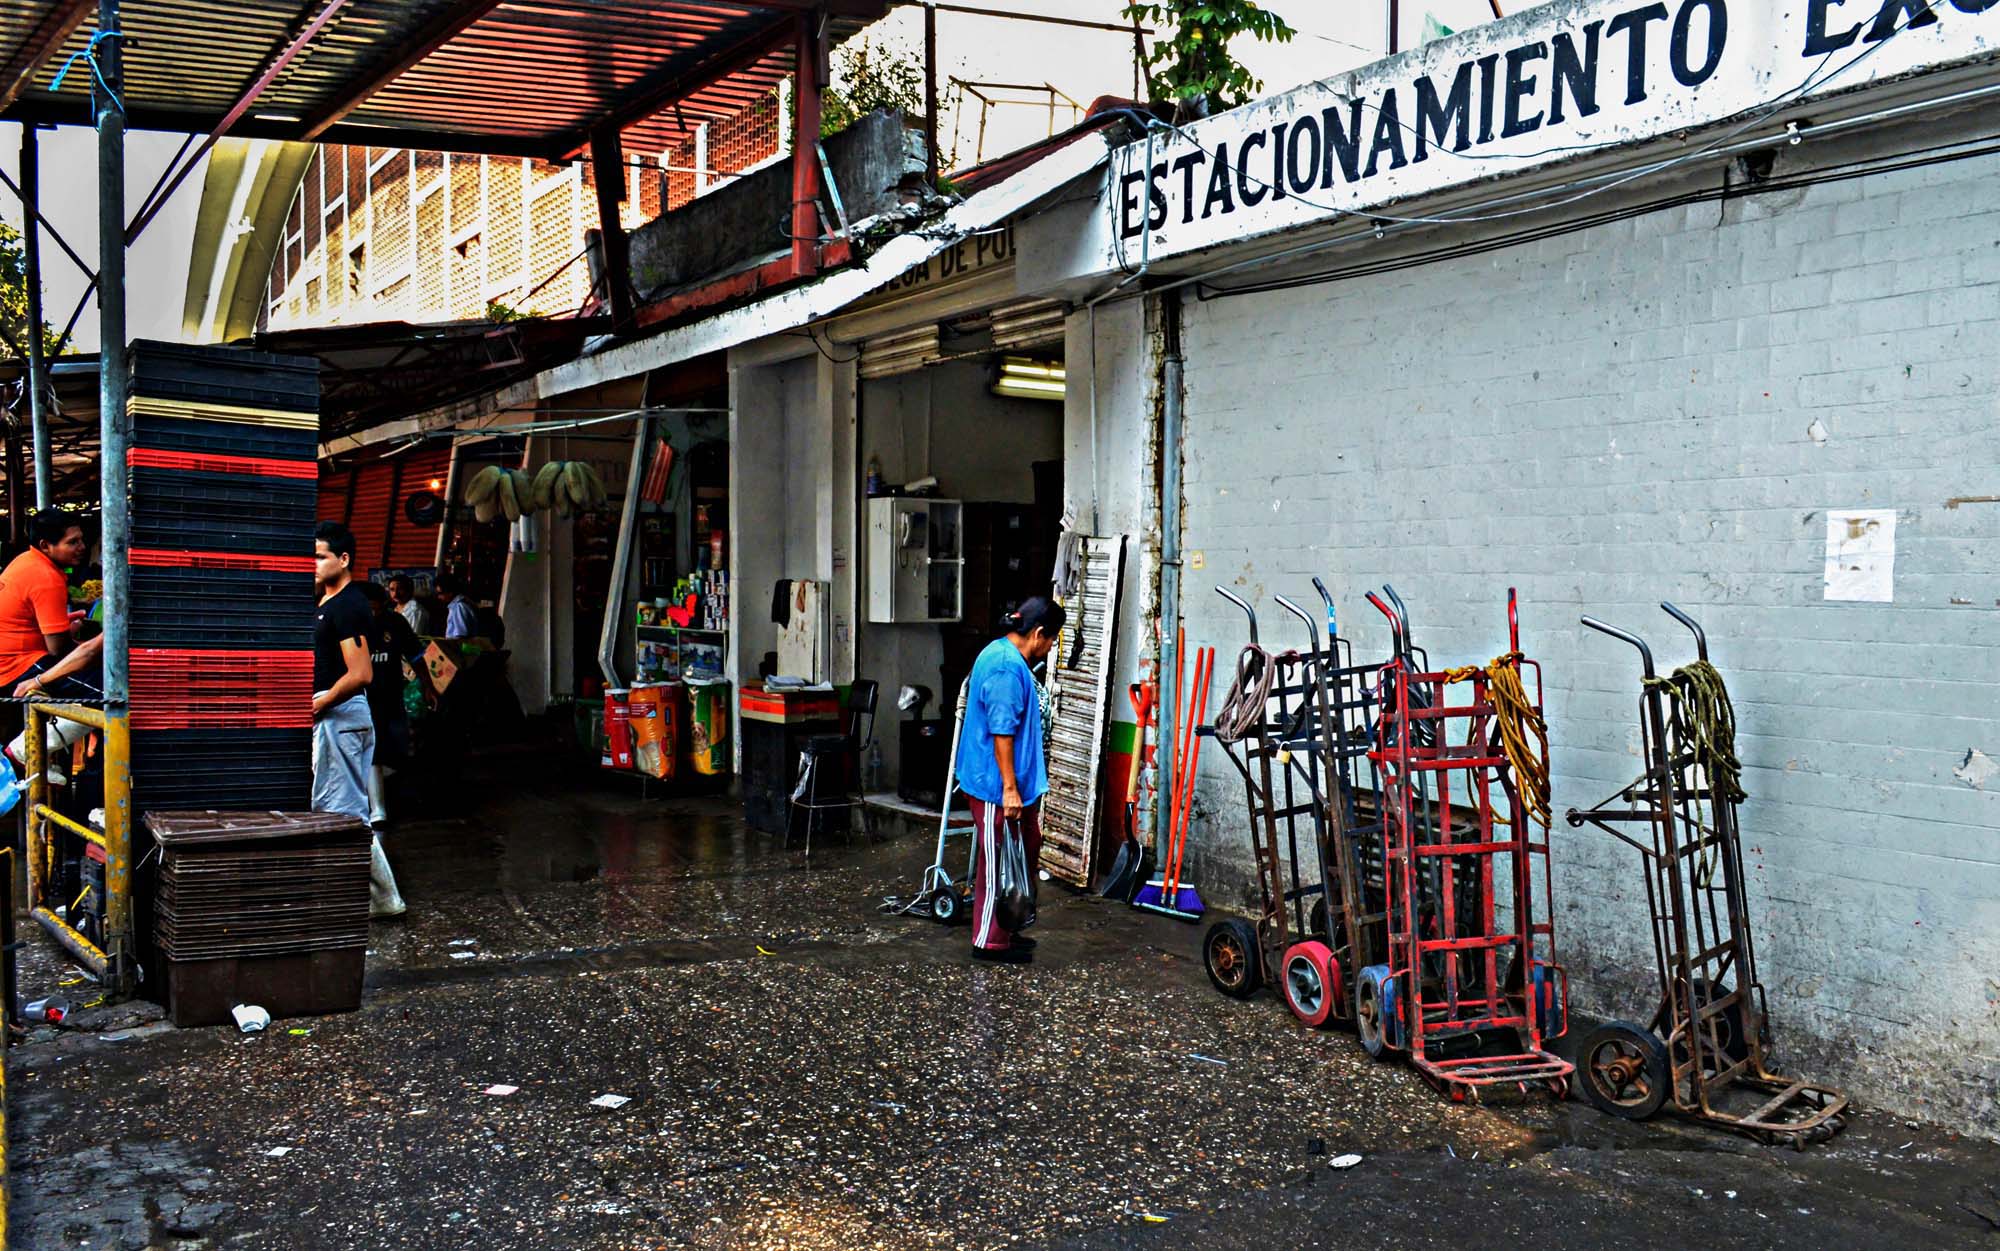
[[10, 758, 2000, 1250]]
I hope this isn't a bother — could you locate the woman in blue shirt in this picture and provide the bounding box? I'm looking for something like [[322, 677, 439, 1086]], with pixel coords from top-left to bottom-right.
[[957, 597, 1065, 962]]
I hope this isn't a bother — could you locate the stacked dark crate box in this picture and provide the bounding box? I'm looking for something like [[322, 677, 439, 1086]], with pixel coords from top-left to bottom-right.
[[148, 811, 371, 1027], [128, 341, 320, 810], [125, 342, 370, 1024]]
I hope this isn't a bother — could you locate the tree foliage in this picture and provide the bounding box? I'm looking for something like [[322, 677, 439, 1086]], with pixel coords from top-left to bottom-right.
[[0, 221, 58, 360], [1122, 0, 1296, 117], [822, 39, 927, 140]]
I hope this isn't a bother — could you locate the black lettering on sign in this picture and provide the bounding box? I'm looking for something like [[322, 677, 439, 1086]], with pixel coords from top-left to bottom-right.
[[1804, 0, 1863, 52], [1202, 143, 1236, 218], [1172, 150, 1206, 223], [1503, 42, 1549, 137], [1321, 100, 1368, 185], [1365, 88, 1409, 176], [1608, 3, 1670, 104], [1237, 130, 1270, 205], [1118, 169, 1144, 239], [1548, 22, 1603, 125], [1413, 62, 1474, 161], [1286, 115, 1323, 194], [1670, 0, 1728, 86], [1476, 52, 1501, 144], [1148, 161, 1170, 229], [1867, 0, 1939, 40], [1950, 0, 1999, 12], [1270, 122, 1290, 200]]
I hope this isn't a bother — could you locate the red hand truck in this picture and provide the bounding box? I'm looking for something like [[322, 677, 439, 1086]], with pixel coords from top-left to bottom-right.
[[1354, 589, 1571, 1102]]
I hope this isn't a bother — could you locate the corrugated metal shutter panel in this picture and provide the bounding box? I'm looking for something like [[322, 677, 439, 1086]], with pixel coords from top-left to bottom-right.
[[318, 468, 353, 523], [347, 466, 394, 578]]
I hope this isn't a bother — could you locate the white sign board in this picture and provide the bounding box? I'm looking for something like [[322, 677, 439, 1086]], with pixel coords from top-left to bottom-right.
[[1823, 508, 1896, 602], [1110, 0, 2000, 261]]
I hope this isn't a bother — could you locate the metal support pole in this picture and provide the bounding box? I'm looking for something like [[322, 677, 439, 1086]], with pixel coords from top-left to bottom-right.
[[1133, 22, 1145, 101], [789, 13, 822, 279], [96, 0, 131, 993], [588, 127, 635, 333], [923, 3, 939, 187], [1155, 289, 1184, 855], [97, 0, 128, 714], [22, 124, 51, 509]]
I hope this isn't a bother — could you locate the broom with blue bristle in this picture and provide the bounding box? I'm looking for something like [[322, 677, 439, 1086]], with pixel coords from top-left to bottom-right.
[[1134, 632, 1212, 920]]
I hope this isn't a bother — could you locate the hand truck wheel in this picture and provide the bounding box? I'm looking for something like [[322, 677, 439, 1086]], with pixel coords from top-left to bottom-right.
[[1202, 919, 1264, 999], [1355, 964, 1400, 1059], [1578, 1020, 1671, 1120], [1280, 941, 1341, 1028], [931, 888, 960, 924]]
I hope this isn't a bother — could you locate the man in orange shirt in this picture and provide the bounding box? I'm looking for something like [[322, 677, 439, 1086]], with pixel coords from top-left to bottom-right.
[[1, 513, 94, 783], [0, 513, 88, 693]]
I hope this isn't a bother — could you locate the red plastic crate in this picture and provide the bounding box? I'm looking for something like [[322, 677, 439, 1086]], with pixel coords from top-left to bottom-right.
[[131, 549, 316, 573], [127, 447, 319, 481], [130, 650, 314, 730]]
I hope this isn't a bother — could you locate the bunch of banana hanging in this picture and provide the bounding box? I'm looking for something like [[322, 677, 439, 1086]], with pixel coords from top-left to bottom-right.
[[462, 461, 607, 522]]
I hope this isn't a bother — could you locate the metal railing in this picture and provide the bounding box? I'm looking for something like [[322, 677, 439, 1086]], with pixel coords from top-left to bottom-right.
[[22, 702, 133, 994]]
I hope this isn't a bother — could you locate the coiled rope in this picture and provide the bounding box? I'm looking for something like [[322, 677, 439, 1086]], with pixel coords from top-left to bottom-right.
[[1213, 644, 1294, 745], [1437, 653, 1551, 830], [1643, 659, 1747, 886]]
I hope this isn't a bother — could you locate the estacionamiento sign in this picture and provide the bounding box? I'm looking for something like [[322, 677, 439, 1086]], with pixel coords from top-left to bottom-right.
[[1112, 0, 1999, 260]]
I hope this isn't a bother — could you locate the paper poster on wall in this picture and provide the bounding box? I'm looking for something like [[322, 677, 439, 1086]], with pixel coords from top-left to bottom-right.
[[1823, 509, 1896, 603]]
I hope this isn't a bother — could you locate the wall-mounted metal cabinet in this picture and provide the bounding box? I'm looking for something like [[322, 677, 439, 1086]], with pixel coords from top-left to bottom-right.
[[867, 497, 963, 623]]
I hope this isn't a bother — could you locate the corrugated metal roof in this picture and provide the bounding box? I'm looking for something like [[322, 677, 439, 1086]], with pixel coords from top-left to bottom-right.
[[0, 0, 877, 159]]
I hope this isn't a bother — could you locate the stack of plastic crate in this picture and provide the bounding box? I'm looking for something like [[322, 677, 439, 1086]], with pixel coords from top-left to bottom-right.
[[126, 342, 320, 811]]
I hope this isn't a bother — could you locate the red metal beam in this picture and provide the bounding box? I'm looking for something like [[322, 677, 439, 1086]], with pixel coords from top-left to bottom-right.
[[0, 0, 95, 113], [633, 238, 853, 332], [789, 13, 823, 278], [297, 0, 510, 141]]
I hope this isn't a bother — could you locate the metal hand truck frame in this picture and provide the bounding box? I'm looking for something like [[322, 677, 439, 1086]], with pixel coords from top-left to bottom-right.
[[1356, 589, 1571, 1101], [1198, 584, 1388, 1030], [882, 679, 976, 923], [1565, 605, 1848, 1145]]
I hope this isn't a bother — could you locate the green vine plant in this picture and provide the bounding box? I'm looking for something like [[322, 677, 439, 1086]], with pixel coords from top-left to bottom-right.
[[1121, 0, 1297, 120]]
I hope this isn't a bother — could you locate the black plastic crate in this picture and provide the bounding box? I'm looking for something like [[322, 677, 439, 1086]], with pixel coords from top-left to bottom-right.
[[130, 617, 312, 651], [131, 510, 306, 559], [131, 466, 317, 511], [131, 340, 320, 413], [133, 414, 318, 462], [133, 563, 313, 603], [134, 727, 314, 763], [134, 727, 313, 811]]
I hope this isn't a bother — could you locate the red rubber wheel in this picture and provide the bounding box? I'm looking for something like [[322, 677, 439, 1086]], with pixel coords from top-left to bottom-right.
[[1281, 941, 1340, 1028]]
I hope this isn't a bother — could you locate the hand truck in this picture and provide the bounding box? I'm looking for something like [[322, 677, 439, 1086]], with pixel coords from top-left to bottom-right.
[[881, 679, 975, 923], [1355, 588, 1571, 1102], [1198, 584, 1389, 1030], [1565, 605, 1849, 1146]]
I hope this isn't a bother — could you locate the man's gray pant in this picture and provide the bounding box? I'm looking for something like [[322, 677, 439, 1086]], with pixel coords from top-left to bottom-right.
[[312, 693, 375, 823]]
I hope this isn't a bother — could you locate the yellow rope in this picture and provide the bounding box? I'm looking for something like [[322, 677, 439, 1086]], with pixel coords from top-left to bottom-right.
[[1437, 653, 1550, 830]]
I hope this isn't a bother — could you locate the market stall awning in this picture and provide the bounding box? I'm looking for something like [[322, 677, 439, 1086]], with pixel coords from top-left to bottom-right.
[[0, 0, 882, 159]]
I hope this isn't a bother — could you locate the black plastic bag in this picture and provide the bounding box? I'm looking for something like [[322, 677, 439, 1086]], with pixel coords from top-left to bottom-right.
[[994, 818, 1037, 933]]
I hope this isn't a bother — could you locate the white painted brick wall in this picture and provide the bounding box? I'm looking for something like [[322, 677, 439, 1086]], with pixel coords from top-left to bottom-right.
[[1171, 137, 2000, 1134]]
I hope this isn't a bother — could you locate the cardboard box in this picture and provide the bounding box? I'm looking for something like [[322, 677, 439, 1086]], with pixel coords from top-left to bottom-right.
[[423, 641, 461, 694]]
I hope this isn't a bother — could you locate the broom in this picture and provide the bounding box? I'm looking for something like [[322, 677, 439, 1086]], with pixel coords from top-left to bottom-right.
[[1134, 640, 1212, 920]]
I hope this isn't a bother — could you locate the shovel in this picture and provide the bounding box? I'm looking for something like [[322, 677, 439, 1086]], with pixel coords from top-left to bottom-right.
[[1099, 680, 1157, 899]]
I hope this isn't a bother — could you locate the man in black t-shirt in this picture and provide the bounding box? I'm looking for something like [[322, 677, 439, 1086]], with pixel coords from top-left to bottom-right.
[[357, 579, 426, 825], [315, 521, 404, 919]]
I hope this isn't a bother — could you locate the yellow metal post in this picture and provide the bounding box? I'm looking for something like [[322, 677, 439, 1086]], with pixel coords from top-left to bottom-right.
[[22, 707, 44, 930], [101, 711, 132, 992]]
